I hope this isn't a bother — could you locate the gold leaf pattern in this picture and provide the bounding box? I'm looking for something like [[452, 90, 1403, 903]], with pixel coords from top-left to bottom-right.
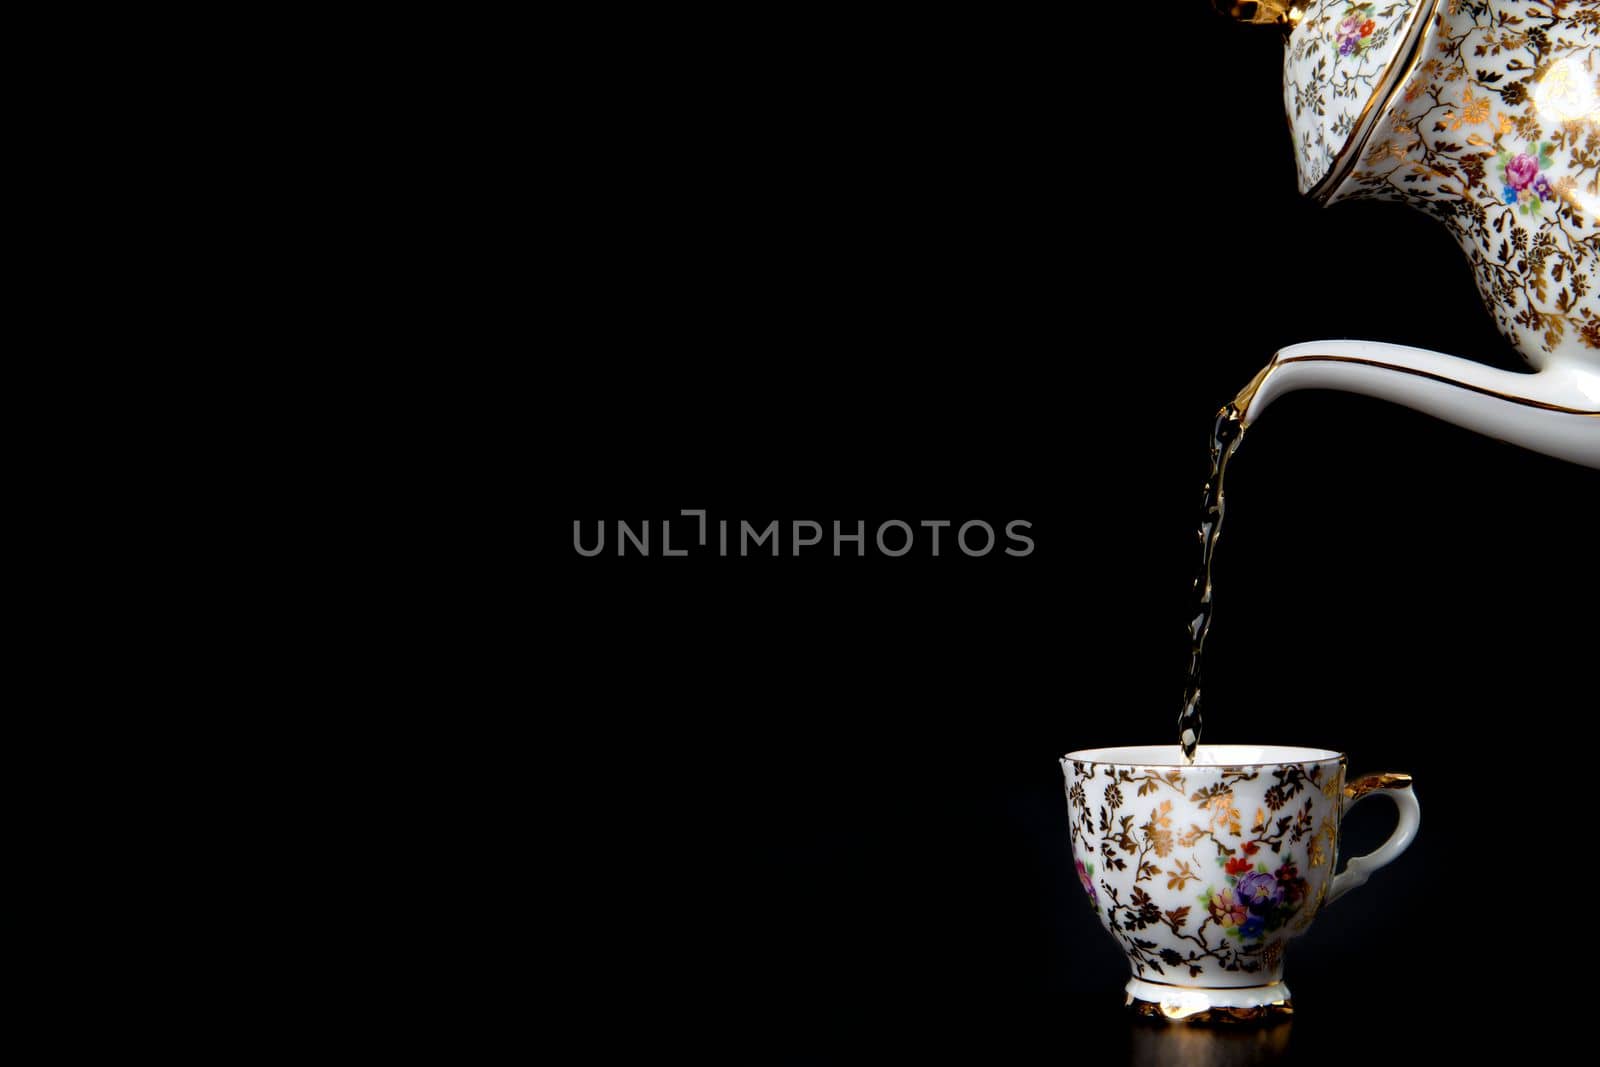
[[1065, 757, 1344, 980], [1335, 1, 1600, 360]]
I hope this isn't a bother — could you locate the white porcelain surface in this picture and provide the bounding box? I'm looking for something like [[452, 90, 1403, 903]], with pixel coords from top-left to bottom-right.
[[1125, 977, 1291, 1015], [1242, 339, 1600, 468]]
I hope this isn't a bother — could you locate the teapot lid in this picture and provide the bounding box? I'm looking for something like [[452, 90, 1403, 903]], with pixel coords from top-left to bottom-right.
[[1284, 0, 1433, 198]]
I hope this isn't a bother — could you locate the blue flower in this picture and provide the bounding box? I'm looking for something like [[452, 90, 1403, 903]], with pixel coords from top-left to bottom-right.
[[1503, 185, 1518, 205], [1238, 914, 1266, 941]]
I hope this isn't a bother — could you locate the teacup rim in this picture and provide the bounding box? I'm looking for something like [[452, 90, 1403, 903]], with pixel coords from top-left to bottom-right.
[[1062, 743, 1345, 769]]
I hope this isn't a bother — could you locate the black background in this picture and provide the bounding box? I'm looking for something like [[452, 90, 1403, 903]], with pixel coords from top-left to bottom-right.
[[540, 8, 1597, 1062]]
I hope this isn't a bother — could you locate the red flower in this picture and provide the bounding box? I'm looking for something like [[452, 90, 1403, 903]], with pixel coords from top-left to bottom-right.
[[1225, 856, 1253, 876], [1360, 19, 1376, 37], [1242, 841, 1260, 855]]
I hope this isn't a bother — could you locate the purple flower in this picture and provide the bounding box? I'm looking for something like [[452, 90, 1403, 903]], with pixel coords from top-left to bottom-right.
[[1236, 870, 1283, 912], [1533, 174, 1554, 201], [1335, 15, 1366, 55], [1505, 153, 1540, 190], [1503, 185, 1519, 205]]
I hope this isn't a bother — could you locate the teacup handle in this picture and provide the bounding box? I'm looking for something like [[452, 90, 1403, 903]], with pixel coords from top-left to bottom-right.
[[1324, 773, 1420, 907]]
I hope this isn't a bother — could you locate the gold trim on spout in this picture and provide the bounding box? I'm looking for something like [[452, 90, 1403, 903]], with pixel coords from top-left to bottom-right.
[[1232, 360, 1279, 427]]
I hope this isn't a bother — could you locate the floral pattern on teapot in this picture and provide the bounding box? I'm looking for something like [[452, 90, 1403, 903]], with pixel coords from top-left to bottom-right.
[[1286, 0, 1422, 190], [1288, 0, 1600, 361]]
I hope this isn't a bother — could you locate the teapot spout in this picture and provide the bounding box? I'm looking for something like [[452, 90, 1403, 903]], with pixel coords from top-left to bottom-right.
[[1237, 341, 1600, 469]]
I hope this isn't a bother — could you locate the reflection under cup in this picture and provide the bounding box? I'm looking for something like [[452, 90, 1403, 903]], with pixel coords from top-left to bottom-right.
[[1130, 1015, 1292, 1067]]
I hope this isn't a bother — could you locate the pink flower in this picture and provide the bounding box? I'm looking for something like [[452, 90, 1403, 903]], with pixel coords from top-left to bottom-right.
[[1075, 859, 1098, 908], [1208, 887, 1249, 927], [1505, 153, 1540, 190], [1337, 16, 1362, 41]]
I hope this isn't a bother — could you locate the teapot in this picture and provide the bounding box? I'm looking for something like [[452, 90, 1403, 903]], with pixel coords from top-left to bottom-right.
[[1220, 0, 1599, 467]]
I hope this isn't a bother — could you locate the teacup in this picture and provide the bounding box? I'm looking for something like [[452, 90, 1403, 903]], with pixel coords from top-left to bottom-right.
[[1061, 745, 1418, 1022]]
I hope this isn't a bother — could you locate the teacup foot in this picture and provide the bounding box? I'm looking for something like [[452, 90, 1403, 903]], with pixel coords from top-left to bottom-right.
[[1125, 977, 1293, 1024]]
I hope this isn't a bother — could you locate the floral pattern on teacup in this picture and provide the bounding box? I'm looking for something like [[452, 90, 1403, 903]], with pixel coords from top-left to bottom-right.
[[1065, 759, 1342, 981], [1201, 857, 1311, 943]]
